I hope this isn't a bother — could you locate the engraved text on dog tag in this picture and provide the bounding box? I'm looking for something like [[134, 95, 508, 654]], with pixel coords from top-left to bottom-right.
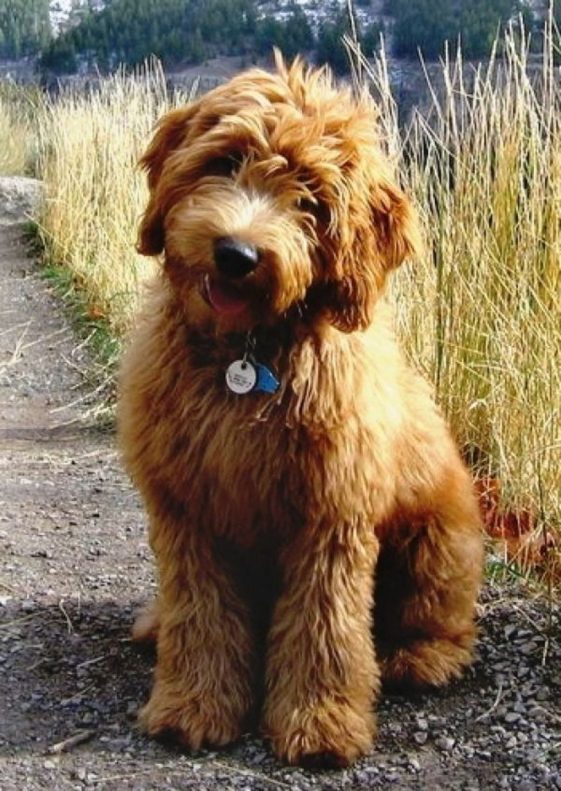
[[226, 360, 257, 394]]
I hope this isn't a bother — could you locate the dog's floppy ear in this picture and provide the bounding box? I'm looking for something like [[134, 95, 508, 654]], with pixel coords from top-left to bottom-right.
[[371, 178, 422, 272], [323, 179, 421, 333], [137, 103, 200, 256]]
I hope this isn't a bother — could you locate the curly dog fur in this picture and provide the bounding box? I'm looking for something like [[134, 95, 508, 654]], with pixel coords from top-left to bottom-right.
[[118, 55, 483, 767]]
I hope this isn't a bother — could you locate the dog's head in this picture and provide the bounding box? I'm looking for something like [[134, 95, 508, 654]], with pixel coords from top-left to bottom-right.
[[138, 54, 421, 334]]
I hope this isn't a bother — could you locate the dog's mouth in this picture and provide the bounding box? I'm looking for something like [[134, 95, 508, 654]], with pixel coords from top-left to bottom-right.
[[201, 273, 251, 316]]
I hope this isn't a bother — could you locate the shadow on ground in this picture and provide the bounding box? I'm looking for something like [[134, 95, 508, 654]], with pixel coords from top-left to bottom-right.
[[0, 589, 559, 790], [1, 598, 153, 757]]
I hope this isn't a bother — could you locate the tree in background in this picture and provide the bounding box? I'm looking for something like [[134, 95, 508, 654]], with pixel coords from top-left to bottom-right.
[[316, 4, 381, 74], [255, 5, 314, 60], [458, 0, 521, 56], [388, 0, 454, 59], [39, 0, 319, 75], [40, 0, 259, 73], [386, 0, 533, 59], [39, 35, 77, 73], [0, 0, 52, 59], [279, 6, 314, 59]]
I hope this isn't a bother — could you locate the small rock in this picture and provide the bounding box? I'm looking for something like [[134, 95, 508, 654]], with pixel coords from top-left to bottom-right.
[[536, 688, 550, 701], [436, 736, 455, 752], [0, 177, 44, 225], [413, 731, 428, 745], [408, 758, 421, 772]]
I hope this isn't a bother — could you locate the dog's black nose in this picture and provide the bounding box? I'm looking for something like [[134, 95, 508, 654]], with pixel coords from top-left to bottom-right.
[[214, 236, 259, 279]]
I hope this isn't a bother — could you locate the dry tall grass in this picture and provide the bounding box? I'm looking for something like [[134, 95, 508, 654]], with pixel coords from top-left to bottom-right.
[[0, 84, 38, 176], [361, 22, 560, 581], [37, 32, 560, 582], [37, 63, 190, 333]]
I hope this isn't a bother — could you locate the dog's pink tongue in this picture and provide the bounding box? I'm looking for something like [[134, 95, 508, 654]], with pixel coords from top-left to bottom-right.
[[207, 280, 249, 315]]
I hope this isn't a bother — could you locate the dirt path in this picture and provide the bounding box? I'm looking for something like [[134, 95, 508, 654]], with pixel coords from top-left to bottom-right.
[[0, 194, 559, 790]]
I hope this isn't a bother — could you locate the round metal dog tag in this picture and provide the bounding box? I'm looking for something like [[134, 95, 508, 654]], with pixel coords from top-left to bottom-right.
[[226, 360, 257, 394]]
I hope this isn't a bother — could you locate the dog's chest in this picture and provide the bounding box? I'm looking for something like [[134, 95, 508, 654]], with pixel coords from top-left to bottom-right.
[[130, 320, 406, 543], [165, 381, 301, 541]]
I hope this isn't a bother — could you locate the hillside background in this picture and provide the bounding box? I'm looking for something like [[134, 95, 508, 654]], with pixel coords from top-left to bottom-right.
[[0, 0, 553, 87]]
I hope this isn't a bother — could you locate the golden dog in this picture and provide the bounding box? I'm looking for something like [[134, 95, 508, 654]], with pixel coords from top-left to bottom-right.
[[118, 55, 483, 767]]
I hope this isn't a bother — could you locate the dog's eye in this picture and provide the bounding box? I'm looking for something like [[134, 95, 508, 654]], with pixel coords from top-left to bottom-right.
[[296, 197, 317, 214], [206, 153, 242, 177], [297, 196, 330, 226]]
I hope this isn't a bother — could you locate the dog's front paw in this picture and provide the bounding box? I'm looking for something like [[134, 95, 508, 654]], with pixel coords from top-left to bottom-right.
[[264, 700, 375, 767], [139, 684, 245, 750]]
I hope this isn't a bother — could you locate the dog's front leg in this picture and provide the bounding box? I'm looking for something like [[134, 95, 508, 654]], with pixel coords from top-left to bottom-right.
[[139, 512, 255, 750], [263, 526, 379, 767]]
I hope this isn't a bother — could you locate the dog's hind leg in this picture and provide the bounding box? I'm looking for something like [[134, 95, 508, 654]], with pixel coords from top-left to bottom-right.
[[375, 465, 483, 689], [131, 599, 160, 643], [138, 508, 256, 750]]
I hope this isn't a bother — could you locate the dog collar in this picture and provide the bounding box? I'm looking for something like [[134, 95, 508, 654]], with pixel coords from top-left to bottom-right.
[[225, 331, 280, 395]]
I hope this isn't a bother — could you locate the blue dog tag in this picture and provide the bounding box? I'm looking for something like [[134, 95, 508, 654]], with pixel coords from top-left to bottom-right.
[[254, 363, 280, 394]]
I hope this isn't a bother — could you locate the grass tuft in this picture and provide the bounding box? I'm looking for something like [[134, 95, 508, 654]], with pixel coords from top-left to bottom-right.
[[353, 19, 561, 584], [0, 81, 42, 176], [35, 61, 197, 335]]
